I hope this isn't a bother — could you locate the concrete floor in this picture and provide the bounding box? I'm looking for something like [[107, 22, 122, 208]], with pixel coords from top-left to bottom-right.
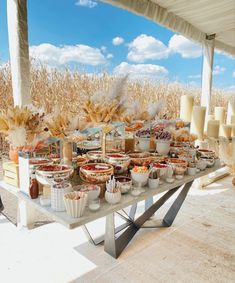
[[0, 176, 234, 283]]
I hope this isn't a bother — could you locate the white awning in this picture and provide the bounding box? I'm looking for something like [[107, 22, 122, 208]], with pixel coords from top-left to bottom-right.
[[102, 0, 235, 56]]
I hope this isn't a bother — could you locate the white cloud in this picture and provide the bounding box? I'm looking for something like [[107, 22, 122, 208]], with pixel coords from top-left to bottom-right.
[[188, 74, 201, 79], [169, 35, 202, 58], [113, 62, 168, 80], [127, 34, 169, 63], [112, 37, 124, 46], [107, 53, 113, 59], [213, 65, 226, 75], [75, 0, 97, 8], [232, 70, 235, 78], [29, 43, 108, 66]]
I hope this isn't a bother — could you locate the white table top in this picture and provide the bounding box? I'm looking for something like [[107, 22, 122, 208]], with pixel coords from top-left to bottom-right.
[[0, 165, 224, 229]]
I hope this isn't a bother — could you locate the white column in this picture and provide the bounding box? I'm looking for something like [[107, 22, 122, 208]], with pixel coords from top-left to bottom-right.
[[7, 0, 31, 106], [201, 35, 215, 115]]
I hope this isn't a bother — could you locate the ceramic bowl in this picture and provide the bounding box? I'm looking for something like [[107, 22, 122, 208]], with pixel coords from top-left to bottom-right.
[[74, 184, 101, 203], [197, 149, 215, 158], [131, 170, 150, 187], [79, 163, 114, 184], [148, 178, 160, 189], [73, 156, 88, 167], [187, 166, 197, 176], [106, 153, 130, 174], [156, 140, 171, 155], [86, 151, 103, 161], [105, 190, 121, 204], [115, 176, 132, 194], [36, 164, 73, 186], [199, 156, 215, 168], [170, 144, 185, 155], [152, 163, 168, 176], [166, 158, 188, 178], [136, 137, 151, 152], [128, 152, 152, 166], [150, 153, 165, 163], [29, 158, 52, 168], [64, 191, 88, 218], [197, 160, 207, 171]]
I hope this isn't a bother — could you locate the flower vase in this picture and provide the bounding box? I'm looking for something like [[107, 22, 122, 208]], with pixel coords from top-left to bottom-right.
[[62, 141, 73, 166], [9, 146, 23, 164]]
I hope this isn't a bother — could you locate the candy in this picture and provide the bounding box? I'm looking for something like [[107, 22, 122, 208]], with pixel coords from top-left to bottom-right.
[[132, 166, 148, 173]]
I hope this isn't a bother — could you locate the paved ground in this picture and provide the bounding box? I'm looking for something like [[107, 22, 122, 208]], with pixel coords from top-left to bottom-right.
[[0, 174, 234, 283]]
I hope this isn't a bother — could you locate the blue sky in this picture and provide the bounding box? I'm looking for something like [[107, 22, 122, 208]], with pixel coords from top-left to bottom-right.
[[0, 0, 234, 89]]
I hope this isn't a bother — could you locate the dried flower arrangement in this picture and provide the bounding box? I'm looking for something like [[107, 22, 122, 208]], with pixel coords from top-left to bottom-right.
[[81, 76, 131, 125], [125, 100, 166, 122], [45, 106, 88, 141], [0, 105, 48, 150]]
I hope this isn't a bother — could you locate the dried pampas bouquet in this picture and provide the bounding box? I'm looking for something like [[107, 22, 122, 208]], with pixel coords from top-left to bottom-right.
[[0, 105, 48, 150], [81, 75, 131, 126], [45, 106, 88, 142]]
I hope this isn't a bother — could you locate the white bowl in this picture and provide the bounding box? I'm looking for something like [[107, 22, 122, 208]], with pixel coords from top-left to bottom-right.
[[115, 176, 132, 194], [105, 190, 121, 204], [75, 184, 100, 203], [148, 178, 160, 189], [64, 192, 88, 218], [36, 165, 73, 186], [196, 160, 207, 171], [156, 140, 171, 155], [187, 167, 197, 176], [136, 137, 150, 152], [131, 171, 150, 186]]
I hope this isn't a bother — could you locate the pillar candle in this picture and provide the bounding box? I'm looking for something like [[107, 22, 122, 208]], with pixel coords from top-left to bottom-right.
[[231, 124, 235, 137], [214, 107, 226, 124], [180, 95, 194, 123], [207, 120, 220, 138], [190, 106, 206, 140], [205, 114, 215, 131], [226, 99, 235, 124], [230, 115, 235, 124], [219, 124, 232, 139], [207, 115, 214, 121]]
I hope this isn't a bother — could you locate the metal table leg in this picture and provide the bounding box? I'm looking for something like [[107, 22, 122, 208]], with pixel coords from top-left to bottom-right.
[[129, 203, 137, 220], [162, 181, 193, 227], [104, 181, 193, 258], [83, 212, 132, 246]]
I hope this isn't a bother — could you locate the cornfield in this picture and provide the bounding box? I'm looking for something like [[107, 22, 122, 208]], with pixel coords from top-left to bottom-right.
[[0, 63, 233, 155]]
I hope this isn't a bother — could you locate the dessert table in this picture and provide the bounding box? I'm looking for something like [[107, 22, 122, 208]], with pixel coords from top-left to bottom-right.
[[0, 164, 224, 258]]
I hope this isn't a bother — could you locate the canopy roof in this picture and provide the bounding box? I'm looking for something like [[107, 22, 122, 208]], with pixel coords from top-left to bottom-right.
[[103, 0, 235, 56]]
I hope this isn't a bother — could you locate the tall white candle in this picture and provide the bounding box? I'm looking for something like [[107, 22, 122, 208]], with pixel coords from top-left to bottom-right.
[[205, 114, 215, 131], [214, 107, 226, 124], [190, 106, 206, 140], [226, 99, 235, 124], [207, 120, 220, 138], [180, 95, 194, 123], [207, 115, 214, 121], [219, 124, 232, 139], [231, 125, 235, 137], [230, 115, 235, 124]]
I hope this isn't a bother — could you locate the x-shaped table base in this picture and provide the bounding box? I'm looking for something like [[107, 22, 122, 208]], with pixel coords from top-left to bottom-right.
[[83, 181, 193, 258]]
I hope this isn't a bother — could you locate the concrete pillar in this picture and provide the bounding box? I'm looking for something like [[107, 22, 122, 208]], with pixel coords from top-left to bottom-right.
[[7, 0, 31, 106], [201, 34, 215, 115]]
